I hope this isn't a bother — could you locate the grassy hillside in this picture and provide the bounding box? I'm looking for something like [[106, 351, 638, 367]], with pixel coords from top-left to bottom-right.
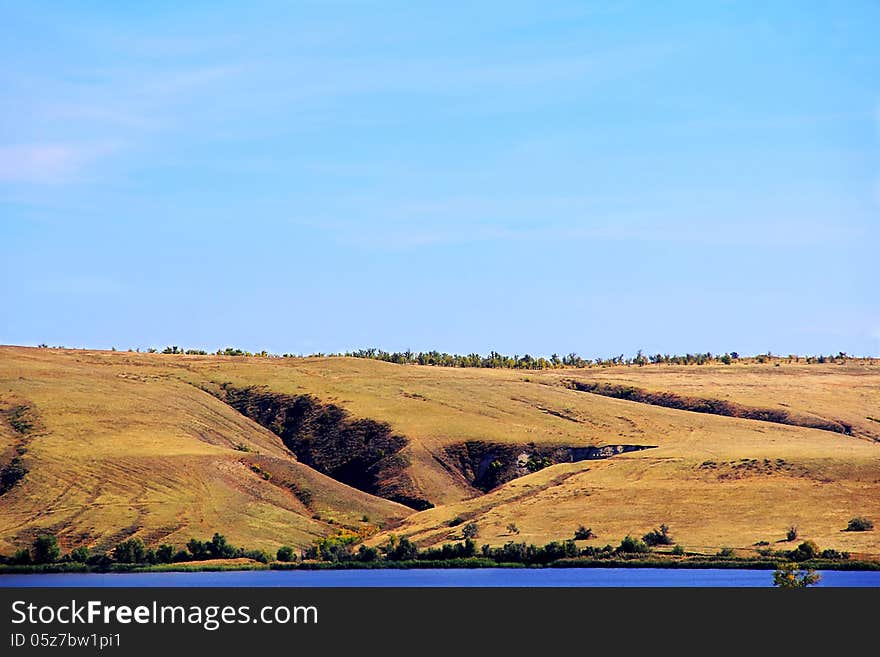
[[1, 345, 878, 560], [0, 347, 410, 554]]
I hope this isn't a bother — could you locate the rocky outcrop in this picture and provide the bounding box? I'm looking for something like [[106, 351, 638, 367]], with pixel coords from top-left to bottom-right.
[[442, 441, 653, 492]]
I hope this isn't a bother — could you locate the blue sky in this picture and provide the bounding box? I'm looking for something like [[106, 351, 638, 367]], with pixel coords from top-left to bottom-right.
[[1, 1, 878, 357]]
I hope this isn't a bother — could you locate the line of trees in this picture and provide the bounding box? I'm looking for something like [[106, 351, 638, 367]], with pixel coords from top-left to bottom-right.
[[339, 349, 864, 369], [1, 533, 271, 568], [339, 348, 749, 369], [2, 524, 859, 570], [35, 343, 870, 368]]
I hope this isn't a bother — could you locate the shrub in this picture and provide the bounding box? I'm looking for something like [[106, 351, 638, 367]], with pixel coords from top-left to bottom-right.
[[309, 532, 359, 562], [68, 546, 90, 563], [383, 536, 418, 561], [786, 526, 798, 542], [617, 536, 649, 554], [526, 456, 553, 472], [845, 517, 874, 532], [243, 549, 270, 564], [642, 524, 673, 547], [448, 516, 465, 527], [773, 563, 820, 588], [172, 549, 191, 563], [574, 526, 595, 540], [420, 539, 478, 561], [0, 457, 27, 493], [462, 522, 479, 539], [32, 534, 61, 564], [672, 544, 685, 556], [12, 548, 31, 565], [86, 553, 113, 569], [294, 488, 313, 507], [276, 546, 295, 563], [356, 545, 379, 562], [717, 547, 735, 558], [819, 549, 849, 560], [788, 541, 819, 562], [507, 523, 520, 535]]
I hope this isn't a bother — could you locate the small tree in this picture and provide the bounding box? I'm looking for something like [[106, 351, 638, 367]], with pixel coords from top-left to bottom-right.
[[462, 522, 479, 540], [507, 523, 520, 535], [32, 535, 61, 564], [574, 526, 595, 540], [643, 524, 673, 547], [845, 517, 874, 532], [68, 546, 90, 563], [786, 526, 799, 542], [276, 546, 295, 562], [773, 562, 820, 588], [617, 535, 649, 554], [788, 540, 819, 562]]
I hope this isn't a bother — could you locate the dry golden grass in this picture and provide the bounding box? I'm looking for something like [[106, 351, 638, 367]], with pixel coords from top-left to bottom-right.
[[0, 347, 410, 554], [1, 346, 878, 559]]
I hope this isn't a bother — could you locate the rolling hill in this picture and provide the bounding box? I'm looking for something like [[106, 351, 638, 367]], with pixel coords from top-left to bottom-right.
[[1, 345, 878, 559]]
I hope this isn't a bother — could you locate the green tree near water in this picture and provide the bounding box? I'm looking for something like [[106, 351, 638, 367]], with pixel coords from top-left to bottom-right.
[[32, 535, 60, 564], [276, 546, 295, 562], [773, 562, 820, 588], [69, 546, 90, 563], [156, 544, 175, 563], [113, 538, 146, 564]]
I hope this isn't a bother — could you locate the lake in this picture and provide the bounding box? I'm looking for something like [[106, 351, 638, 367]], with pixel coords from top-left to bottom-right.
[[1, 568, 878, 587]]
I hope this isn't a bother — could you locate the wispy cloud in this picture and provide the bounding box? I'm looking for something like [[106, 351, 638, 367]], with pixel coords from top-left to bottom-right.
[[0, 58, 242, 186], [0, 143, 119, 184]]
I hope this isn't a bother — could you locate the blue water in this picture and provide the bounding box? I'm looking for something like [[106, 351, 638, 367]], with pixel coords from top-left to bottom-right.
[[1, 568, 878, 587]]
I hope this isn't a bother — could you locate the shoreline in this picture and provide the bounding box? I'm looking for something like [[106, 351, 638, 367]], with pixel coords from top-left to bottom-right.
[[3, 557, 879, 575]]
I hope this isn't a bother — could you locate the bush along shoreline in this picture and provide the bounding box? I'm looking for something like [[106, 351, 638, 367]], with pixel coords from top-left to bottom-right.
[[1, 526, 877, 574]]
